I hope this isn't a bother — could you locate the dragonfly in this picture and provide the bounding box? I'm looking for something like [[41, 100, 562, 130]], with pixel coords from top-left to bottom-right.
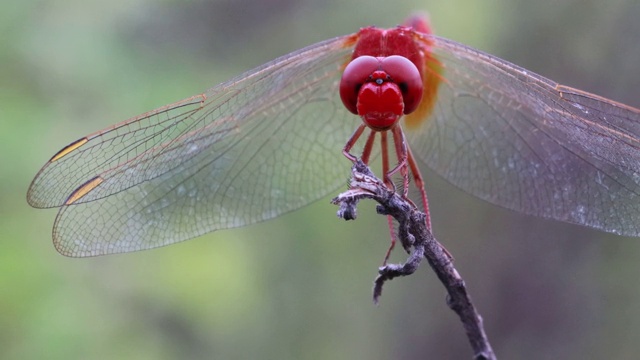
[[28, 14, 640, 258]]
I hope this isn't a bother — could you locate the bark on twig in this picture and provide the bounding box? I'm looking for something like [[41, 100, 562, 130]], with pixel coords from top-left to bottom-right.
[[331, 160, 496, 360]]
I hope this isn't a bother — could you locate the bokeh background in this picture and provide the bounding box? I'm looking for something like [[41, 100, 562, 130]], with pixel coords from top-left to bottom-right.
[[3, 0, 640, 359]]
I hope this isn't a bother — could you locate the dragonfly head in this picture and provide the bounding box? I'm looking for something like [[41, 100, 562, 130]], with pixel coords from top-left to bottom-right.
[[340, 55, 423, 131]]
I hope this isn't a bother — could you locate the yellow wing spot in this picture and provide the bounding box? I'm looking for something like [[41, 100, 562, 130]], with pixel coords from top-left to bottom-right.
[[404, 52, 445, 130], [65, 176, 104, 205], [50, 138, 88, 162]]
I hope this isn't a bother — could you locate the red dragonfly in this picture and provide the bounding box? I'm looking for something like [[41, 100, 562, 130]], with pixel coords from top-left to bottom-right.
[[28, 14, 640, 257]]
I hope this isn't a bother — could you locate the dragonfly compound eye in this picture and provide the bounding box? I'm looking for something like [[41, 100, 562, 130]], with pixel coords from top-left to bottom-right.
[[339, 55, 380, 114], [379, 55, 423, 114]]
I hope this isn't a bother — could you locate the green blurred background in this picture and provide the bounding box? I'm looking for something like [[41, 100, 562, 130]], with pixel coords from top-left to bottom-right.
[[3, 0, 640, 359]]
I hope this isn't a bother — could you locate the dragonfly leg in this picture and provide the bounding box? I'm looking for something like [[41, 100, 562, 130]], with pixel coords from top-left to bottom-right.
[[406, 144, 432, 230], [405, 141, 454, 260], [379, 131, 401, 264], [360, 129, 376, 165], [343, 124, 367, 162], [390, 126, 411, 200], [380, 131, 394, 191]]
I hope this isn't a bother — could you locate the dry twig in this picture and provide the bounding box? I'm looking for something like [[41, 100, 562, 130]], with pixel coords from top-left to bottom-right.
[[331, 160, 496, 360]]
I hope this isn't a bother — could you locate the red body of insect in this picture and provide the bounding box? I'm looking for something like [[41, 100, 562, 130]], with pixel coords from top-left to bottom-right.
[[339, 17, 442, 261]]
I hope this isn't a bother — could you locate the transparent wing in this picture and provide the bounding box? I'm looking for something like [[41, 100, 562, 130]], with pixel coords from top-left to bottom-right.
[[27, 35, 359, 256], [406, 34, 640, 236]]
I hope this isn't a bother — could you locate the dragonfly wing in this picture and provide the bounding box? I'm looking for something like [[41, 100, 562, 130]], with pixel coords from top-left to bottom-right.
[[29, 35, 359, 256], [406, 35, 640, 236]]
